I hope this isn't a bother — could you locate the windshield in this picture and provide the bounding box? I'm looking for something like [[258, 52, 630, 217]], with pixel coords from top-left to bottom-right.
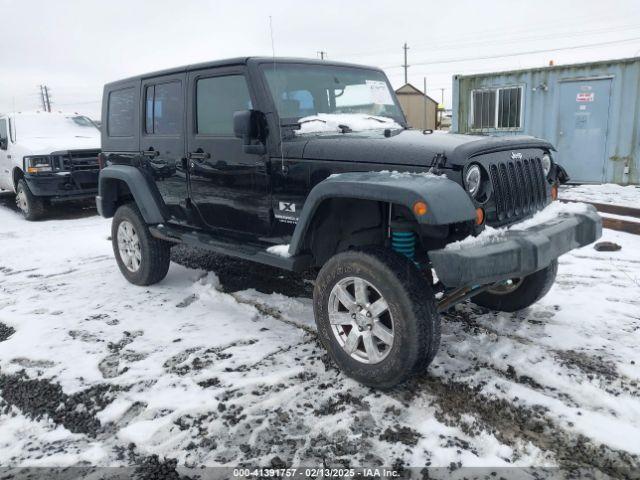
[[263, 64, 405, 129], [13, 114, 99, 140]]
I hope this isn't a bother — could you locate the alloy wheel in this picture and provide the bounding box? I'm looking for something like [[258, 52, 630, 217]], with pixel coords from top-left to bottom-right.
[[328, 276, 395, 364], [117, 220, 142, 272]]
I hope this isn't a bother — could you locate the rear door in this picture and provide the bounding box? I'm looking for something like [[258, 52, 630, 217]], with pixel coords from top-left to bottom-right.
[[557, 78, 612, 183], [139, 73, 188, 217], [186, 67, 272, 234]]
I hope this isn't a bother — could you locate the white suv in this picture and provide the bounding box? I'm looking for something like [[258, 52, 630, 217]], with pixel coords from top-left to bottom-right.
[[0, 111, 100, 220]]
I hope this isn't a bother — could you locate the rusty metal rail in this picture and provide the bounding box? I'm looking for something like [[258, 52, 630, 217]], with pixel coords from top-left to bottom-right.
[[561, 199, 640, 235]]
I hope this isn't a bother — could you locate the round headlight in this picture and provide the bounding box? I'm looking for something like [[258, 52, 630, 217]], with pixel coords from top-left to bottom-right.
[[541, 154, 552, 176], [465, 164, 481, 198]]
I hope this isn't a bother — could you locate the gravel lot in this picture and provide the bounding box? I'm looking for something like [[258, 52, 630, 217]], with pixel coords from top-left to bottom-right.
[[0, 191, 639, 478]]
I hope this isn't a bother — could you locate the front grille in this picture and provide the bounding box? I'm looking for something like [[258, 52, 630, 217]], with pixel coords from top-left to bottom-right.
[[489, 157, 547, 223], [58, 150, 100, 172]]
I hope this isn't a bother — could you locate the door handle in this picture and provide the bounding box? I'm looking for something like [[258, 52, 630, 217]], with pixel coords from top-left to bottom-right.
[[188, 150, 211, 161]]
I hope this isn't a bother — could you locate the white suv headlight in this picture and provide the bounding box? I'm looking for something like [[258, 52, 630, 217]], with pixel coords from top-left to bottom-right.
[[465, 164, 481, 198], [541, 154, 552, 176]]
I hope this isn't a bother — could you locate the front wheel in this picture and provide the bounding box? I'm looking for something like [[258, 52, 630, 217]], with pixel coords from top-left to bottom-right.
[[16, 179, 46, 221], [313, 248, 441, 388], [471, 260, 558, 312], [112, 203, 171, 286]]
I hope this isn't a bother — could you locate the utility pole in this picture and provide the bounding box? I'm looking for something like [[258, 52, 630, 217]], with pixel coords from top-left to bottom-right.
[[423, 77, 428, 131], [39, 85, 52, 112], [439, 88, 445, 129], [402, 42, 409, 84], [317, 51, 327, 60]]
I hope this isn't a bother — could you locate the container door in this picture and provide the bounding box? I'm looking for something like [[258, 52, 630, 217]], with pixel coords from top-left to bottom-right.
[[557, 78, 612, 183]]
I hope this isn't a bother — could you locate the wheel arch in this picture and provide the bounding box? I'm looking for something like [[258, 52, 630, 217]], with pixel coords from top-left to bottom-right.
[[97, 165, 167, 223], [12, 167, 24, 191], [288, 172, 476, 261]]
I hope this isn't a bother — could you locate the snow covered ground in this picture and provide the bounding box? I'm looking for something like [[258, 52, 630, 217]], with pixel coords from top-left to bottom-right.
[[0, 192, 639, 477], [560, 183, 640, 209]]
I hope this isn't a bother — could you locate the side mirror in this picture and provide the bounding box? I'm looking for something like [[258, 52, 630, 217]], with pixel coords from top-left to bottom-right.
[[0, 137, 7, 150], [233, 110, 266, 154]]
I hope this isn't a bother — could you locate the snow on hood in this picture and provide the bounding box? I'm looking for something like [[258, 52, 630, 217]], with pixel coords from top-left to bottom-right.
[[17, 136, 100, 154], [11, 112, 100, 153], [295, 113, 402, 135]]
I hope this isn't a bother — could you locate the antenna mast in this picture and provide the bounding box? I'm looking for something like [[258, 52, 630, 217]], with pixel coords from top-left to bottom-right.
[[269, 16, 286, 173]]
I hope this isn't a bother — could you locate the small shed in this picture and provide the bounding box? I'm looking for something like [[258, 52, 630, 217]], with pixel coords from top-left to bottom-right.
[[395, 84, 438, 131], [452, 57, 640, 185]]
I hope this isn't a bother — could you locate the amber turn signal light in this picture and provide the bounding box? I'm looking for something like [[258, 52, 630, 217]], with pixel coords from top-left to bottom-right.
[[551, 184, 558, 201], [413, 201, 428, 216], [475, 207, 485, 225]]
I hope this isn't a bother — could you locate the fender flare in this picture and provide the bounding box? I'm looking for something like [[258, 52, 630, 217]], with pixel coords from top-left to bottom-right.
[[97, 165, 166, 223], [288, 171, 476, 255]]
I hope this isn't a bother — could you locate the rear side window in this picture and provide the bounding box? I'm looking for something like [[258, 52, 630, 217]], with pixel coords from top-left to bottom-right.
[[0, 119, 7, 142], [196, 75, 252, 135], [108, 87, 135, 137], [145, 81, 182, 135]]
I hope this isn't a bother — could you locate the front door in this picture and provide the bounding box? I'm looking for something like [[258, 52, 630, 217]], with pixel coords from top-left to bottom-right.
[[139, 73, 188, 219], [186, 67, 271, 234], [557, 78, 612, 183]]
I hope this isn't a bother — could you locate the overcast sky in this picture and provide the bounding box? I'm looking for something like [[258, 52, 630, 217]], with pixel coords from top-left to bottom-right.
[[1, 0, 639, 118]]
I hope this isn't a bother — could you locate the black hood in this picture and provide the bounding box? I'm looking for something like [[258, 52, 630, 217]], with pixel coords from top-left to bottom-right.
[[286, 129, 554, 167]]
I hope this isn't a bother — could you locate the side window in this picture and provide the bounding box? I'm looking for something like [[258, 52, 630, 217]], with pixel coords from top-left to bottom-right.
[[0, 119, 7, 149], [145, 81, 182, 135], [108, 87, 135, 137], [196, 75, 252, 136]]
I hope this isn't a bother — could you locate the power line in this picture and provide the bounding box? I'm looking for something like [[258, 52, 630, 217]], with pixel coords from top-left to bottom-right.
[[409, 24, 640, 55], [337, 12, 639, 58], [383, 36, 640, 69]]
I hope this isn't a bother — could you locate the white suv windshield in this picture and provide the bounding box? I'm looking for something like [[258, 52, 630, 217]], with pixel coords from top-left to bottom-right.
[[263, 64, 405, 129], [13, 115, 99, 140]]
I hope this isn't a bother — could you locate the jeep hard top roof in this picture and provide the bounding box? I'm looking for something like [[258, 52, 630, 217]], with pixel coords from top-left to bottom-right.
[[104, 57, 385, 88]]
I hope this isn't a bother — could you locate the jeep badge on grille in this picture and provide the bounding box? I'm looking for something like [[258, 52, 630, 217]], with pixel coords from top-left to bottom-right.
[[511, 152, 523, 160]]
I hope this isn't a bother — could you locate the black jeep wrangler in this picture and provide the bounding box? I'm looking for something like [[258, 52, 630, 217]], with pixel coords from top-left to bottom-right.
[[97, 58, 601, 387]]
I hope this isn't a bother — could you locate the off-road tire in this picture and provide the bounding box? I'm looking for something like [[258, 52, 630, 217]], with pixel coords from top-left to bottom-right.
[[112, 203, 170, 286], [16, 179, 46, 221], [471, 260, 558, 312], [314, 247, 441, 388]]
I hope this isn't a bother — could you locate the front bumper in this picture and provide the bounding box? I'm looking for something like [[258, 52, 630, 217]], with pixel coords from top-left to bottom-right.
[[429, 206, 602, 287], [25, 171, 98, 200]]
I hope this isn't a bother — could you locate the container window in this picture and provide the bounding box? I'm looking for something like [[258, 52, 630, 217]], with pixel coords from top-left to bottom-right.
[[471, 86, 522, 131], [497, 87, 522, 129], [108, 87, 135, 137]]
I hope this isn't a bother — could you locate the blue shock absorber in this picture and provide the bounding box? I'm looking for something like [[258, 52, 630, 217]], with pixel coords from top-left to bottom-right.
[[391, 230, 416, 260]]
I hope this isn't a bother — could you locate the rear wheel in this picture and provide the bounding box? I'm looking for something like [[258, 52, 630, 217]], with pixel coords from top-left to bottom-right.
[[313, 248, 440, 388], [471, 260, 558, 312], [112, 203, 170, 286], [16, 179, 46, 221]]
